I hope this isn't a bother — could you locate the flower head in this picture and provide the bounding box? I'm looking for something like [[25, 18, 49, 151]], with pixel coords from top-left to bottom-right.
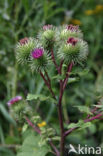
[[43, 24, 53, 30], [57, 37, 88, 63], [32, 48, 44, 59], [60, 24, 83, 40], [19, 37, 28, 45], [37, 121, 47, 128], [67, 37, 78, 46], [16, 37, 36, 64], [7, 96, 22, 107], [30, 47, 51, 72]]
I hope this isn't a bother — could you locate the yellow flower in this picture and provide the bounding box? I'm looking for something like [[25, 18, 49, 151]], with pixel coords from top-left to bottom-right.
[[94, 5, 103, 13], [70, 19, 81, 25], [85, 10, 94, 15], [37, 121, 46, 128]]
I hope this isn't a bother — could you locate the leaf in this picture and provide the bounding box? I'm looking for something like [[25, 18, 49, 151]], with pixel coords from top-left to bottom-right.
[[74, 105, 92, 115], [27, 94, 56, 103], [68, 120, 84, 129], [68, 77, 79, 84], [71, 68, 89, 76], [78, 122, 92, 130], [51, 136, 60, 141], [17, 132, 50, 156], [67, 120, 92, 130], [52, 75, 64, 80], [0, 104, 16, 126], [27, 94, 48, 101], [22, 0, 30, 13], [93, 105, 103, 111]]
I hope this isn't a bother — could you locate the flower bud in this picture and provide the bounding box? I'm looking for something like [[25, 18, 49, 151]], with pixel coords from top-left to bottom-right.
[[57, 37, 88, 63], [16, 37, 36, 64], [60, 24, 83, 40], [43, 29, 55, 40]]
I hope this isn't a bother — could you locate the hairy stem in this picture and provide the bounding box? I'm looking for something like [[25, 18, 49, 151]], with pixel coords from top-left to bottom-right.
[[58, 82, 65, 156], [57, 62, 73, 156], [44, 69, 51, 85], [63, 62, 73, 91], [40, 71, 56, 99], [25, 116, 41, 134], [51, 49, 59, 72], [49, 140, 60, 156]]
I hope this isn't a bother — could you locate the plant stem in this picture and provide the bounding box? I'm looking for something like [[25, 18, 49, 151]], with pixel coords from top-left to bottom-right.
[[63, 62, 73, 91], [64, 113, 103, 137], [25, 116, 41, 134], [40, 71, 56, 99], [59, 60, 64, 74], [58, 82, 65, 156], [57, 62, 73, 156], [44, 69, 51, 85], [51, 49, 59, 72], [49, 140, 60, 156], [84, 113, 102, 122]]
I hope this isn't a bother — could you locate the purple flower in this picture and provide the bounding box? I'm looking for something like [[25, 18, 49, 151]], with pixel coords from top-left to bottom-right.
[[43, 24, 53, 30], [32, 48, 44, 59], [7, 96, 22, 106], [67, 24, 79, 32], [67, 37, 78, 46]]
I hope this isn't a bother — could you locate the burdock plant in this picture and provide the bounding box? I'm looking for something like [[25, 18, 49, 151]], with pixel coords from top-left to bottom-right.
[[9, 24, 103, 156]]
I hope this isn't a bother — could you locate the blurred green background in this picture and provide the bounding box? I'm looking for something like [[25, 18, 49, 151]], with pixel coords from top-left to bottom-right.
[[0, 0, 103, 156]]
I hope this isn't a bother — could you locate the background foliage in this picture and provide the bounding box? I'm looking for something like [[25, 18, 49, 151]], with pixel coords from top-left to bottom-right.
[[0, 0, 103, 155]]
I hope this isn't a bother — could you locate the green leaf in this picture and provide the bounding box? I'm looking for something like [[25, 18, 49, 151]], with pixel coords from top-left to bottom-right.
[[27, 94, 56, 103], [78, 69, 89, 76], [67, 120, 92, 130], [68, 120, 84, 129], [74, 105, 92, 115], [0, 104, 16, 126], [71, 68, 89, 76], [22, 0, 30, 13], [52, 75, 64, 80], [68, 77, 79, 84], [17, 132, 50, 156], [78, 122, 92, 130]]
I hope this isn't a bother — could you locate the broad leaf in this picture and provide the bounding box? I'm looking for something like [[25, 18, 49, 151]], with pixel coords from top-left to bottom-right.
[[67, 120, 92, 130], [74, 105, 92, 115], [27, 94, 56, 103], [17, 132, 50, 156]]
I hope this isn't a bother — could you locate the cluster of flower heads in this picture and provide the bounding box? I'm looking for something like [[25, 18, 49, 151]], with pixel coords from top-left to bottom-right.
[[15, 24, 89, 71]]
